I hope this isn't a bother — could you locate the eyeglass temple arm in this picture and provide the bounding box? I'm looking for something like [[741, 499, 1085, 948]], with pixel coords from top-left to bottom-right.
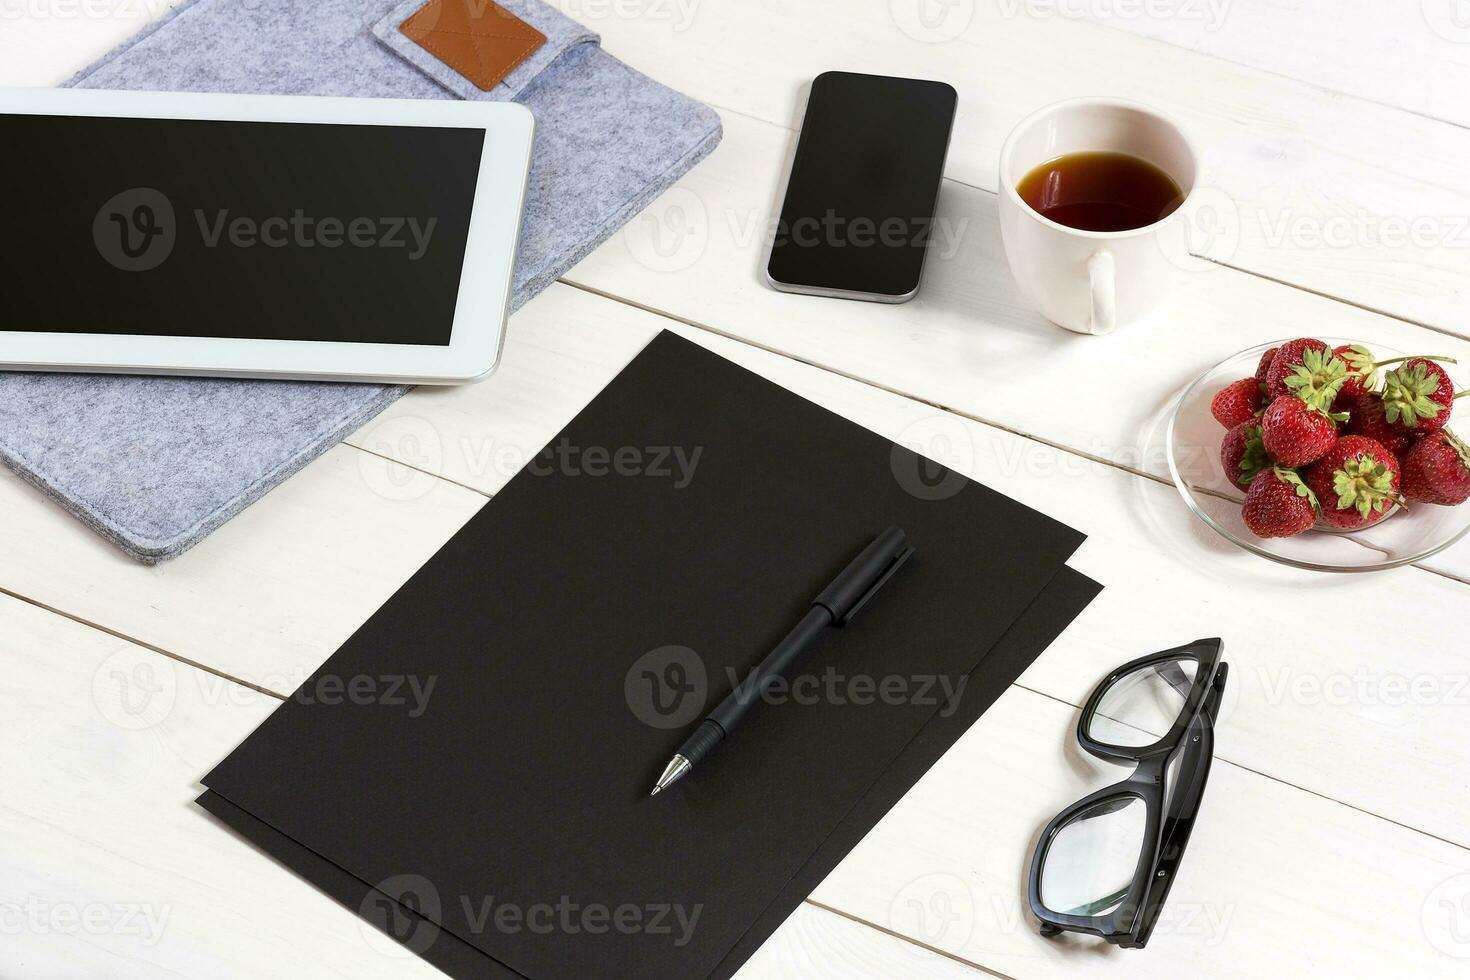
[[1131, 662, 1228, 948]]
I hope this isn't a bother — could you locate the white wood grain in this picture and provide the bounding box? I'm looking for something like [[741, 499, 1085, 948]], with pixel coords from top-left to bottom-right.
[[0, 591, 984, 978], [0, 591, 447, 979], [0, 0, 178, 86], [1080, 0, 1470, 128], [585, 0, 1470, 335], [0, 442, 485, 689], [809, 680, 1470, 977], [737, 905, 983, 979]]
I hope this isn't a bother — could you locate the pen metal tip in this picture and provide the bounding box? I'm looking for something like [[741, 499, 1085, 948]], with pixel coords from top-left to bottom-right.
[[650, 754, 692, 797]]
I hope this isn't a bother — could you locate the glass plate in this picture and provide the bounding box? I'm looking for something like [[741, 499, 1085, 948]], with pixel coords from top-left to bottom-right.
[[1165, 338, 1470, 572]]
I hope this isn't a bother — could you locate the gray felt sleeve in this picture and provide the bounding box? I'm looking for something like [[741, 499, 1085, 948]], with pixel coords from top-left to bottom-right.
[[0, 0, 720, 562]]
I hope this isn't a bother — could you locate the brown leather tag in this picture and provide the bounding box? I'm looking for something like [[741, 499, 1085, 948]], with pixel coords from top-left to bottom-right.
[[400, 0, 547, 92]]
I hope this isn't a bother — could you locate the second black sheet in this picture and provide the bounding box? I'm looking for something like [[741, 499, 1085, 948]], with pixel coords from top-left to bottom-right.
[[202, 331, 1087, 979]]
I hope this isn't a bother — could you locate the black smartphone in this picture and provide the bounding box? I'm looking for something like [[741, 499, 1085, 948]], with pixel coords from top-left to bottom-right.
[[766, 71, 957, 303]]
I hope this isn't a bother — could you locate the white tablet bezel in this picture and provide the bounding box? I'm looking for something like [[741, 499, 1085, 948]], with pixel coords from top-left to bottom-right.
[[0, 87, 534, 384]]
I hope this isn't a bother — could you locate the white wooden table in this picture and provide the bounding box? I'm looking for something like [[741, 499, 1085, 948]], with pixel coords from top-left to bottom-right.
[[5, 2, 1470, 977]]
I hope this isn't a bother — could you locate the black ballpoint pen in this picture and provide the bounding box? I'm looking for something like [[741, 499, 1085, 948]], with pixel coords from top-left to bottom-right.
[[650, 527, 915, 796]]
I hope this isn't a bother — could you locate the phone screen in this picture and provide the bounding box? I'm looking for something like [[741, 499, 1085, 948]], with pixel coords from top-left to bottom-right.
[[767, 72, 957, 302]]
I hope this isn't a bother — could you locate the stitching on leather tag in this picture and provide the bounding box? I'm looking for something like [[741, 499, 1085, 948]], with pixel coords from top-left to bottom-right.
[[400, 0, 548, 92]]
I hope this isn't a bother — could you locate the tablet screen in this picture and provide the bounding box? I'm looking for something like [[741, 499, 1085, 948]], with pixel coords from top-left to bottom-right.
[[1, 114, 486, 346]]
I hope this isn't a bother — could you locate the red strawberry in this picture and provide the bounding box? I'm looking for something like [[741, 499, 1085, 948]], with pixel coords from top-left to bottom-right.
[[1265, 339, 1327, 400], [1332, 344, 1378, 412], [1242, 467, 1319, 538], [1304, 435, 1403, 529], [1210, 377, 1264, 429], [1401, 430, 1470, 506], [1220, 420, 1269, 488], [1381, 358, 1459, 434], [1255, 346, 1280, 385], [1260, 396, 1340, 467], [1345, 391, 1413, 457], [1267, 339, 1348, 411]]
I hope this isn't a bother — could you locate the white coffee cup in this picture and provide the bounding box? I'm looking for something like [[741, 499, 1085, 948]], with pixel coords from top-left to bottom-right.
[[998, 98, 1199, 335]]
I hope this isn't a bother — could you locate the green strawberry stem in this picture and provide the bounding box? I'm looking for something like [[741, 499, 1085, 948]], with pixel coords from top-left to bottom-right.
[[1448, 431, 1470, 468], [1370, 355, 1458, 368], [1333, 454, 1402, 518], [1275, 467, 1320, 513]]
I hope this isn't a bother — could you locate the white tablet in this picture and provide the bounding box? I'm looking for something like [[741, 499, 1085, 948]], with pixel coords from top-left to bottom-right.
[[0, 88, 534, 384]]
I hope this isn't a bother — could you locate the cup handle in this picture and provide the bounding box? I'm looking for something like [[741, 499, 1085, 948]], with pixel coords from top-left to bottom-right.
[[1087, 250, 1116, 336]]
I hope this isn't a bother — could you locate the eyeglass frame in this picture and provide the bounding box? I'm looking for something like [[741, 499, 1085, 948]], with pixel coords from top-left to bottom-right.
[[1027, 637, 1228, 949]]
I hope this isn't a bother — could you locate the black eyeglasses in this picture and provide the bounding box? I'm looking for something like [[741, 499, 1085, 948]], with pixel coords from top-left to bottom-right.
[[1028, 638, 1227, 949]]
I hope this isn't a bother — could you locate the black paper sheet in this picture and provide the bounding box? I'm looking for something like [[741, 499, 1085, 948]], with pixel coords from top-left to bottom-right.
[[200, 332, 1091, 979], [200, 566, 1099, 978]]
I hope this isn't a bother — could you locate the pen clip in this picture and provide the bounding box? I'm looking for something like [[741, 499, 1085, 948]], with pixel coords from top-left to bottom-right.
[[834, 545, 914, 627]]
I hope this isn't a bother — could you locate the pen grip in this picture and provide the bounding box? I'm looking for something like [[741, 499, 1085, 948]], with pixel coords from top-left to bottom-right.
[[674, 718, 725, 767]]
